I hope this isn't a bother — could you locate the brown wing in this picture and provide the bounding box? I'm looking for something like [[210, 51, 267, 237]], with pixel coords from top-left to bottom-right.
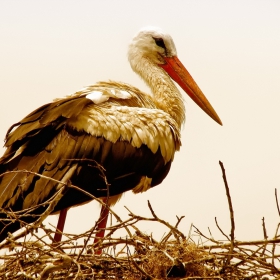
[[0, 82, 178, 241]]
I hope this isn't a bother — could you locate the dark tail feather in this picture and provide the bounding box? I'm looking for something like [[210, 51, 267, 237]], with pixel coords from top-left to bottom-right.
[[0, 212, 39, 243], [0, 215, 22, 242]]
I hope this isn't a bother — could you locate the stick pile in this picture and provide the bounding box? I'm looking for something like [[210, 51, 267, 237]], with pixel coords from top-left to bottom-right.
[[0, 162, 279, 279]]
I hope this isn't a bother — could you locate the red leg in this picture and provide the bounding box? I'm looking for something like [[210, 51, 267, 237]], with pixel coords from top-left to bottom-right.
[[94, 198, 109, 254], [53, 208, 68, 243]]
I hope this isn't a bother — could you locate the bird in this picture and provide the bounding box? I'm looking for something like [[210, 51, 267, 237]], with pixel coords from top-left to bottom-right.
[[0, 26, 222, 244]]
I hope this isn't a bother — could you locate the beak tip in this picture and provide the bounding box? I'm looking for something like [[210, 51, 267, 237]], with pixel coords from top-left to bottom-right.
[[211, 112, 222, 126], [208, 109, 222, 126]]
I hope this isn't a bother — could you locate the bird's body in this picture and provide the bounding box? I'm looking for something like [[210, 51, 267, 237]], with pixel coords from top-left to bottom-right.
[[0, 26, 221, 242]]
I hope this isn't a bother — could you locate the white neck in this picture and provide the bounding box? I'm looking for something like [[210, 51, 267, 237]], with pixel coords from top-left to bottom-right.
[[131, 56, 185, 128]]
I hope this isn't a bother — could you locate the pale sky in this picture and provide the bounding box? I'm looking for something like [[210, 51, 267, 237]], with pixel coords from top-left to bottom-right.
[[1, 0, 280, 243]]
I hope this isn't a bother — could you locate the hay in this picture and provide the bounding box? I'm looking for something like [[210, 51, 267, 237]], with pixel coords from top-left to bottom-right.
[[0, 162, 279, 279]]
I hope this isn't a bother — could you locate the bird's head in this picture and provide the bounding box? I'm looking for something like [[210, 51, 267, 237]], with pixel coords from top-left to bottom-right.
[[128, 26, 222, 126], [128, 26, 177, 65]]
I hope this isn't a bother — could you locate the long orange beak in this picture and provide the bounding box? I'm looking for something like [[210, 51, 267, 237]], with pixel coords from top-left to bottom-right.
[[159, 56, 222, 125]]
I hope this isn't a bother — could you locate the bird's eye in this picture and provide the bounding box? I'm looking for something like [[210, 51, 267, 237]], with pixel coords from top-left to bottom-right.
[[153, 37, 166, 49]]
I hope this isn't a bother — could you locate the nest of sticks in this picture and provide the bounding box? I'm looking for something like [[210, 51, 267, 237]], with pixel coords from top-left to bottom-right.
[[0, 161, 279, 279]]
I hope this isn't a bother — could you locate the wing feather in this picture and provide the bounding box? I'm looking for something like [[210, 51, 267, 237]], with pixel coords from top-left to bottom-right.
[[0, 80, 182, 241]]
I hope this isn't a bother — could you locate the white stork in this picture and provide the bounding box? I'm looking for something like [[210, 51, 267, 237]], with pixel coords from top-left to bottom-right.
[[0, 26, 222, 244]]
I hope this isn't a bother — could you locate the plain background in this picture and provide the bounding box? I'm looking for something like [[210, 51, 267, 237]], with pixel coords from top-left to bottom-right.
[[1, 0, 280, 243]]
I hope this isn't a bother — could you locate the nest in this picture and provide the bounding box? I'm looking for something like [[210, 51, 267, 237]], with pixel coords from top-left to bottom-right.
[[0, 162, 279, 279]]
